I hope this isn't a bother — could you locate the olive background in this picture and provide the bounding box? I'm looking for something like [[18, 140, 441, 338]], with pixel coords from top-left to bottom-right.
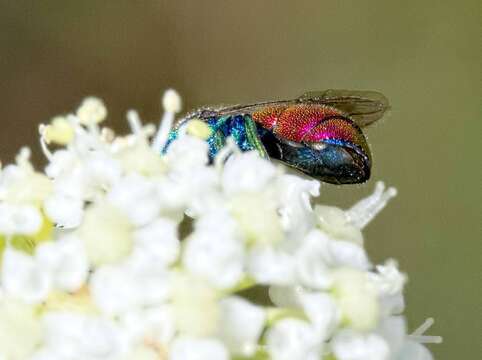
[[1, 1, 480, 359]]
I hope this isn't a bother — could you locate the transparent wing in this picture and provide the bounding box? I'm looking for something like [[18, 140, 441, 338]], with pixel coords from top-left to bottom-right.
[[183, 99, 292, 121], [183, 89, 389, 127], [297, 89, 390, 127]]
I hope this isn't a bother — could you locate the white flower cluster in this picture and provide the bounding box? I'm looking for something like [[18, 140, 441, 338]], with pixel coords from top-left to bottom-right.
[[0, 90, 441, 360]]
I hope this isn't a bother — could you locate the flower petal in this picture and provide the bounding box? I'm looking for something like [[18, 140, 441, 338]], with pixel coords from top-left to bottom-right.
[[134, 218, 180, 266], [331, 330, 390, 360], [266, 319, 321, 360], [218, 296, 266, 356], [1, 248, 50, 304], [222, 151, 277, 195], [36, 236, 89, 292], [169, 337, 229, 360]]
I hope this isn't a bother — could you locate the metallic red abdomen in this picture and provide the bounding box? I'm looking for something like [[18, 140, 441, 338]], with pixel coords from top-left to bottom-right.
[[252, 104, 370, 158]]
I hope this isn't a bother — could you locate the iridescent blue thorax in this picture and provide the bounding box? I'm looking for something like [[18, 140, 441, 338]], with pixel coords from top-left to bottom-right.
[[165, 114, 267, 160]]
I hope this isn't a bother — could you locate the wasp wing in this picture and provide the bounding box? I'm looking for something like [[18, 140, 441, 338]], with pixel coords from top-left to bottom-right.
[[297, 89, 390, 127], [183, 99, 295, 121], [184, 90, 389, 127]]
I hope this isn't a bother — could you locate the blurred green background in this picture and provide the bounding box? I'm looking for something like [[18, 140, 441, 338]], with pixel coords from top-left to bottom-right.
[[0, 1, 480, 358]]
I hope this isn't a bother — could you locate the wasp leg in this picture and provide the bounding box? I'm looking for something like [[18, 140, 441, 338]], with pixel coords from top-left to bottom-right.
[[223, 114, 268, 158]]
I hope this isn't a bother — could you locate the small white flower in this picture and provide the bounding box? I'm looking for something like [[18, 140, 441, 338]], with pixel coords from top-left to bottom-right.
[[397, 340, 434, 360], [155, 177, 191, 213], [276, 174, 319, 245], [1, 248, 50, 304], [379, 293, 405, 316], [164, 135, 210, 172], [315, 205, 363, 245], [0, 159, 52, 207], [298, 291, 339, 339], [107, 174, 162, 227], [268, 286, 343, 349], [194, 208, 238, 237], [133, 217, 180, 266], [84, 151, 122, 191], [44, 193, 84, 228], [47, 149, 120, 203], [170, 273, 220, 337], [41, 312, 128, 359], [378, 317, 439, 360], [218, 296, 266, 356], [79, 201, 133, 266], [50, 166, 89, 200], [222, 151, 278, 195], [90, 259, 170, 316], [331, 268, 380, 332], [370, 259, 407, 296], [36, 235, 89, 292], [157, 168, 218, 216], [295, 230, 370, 290], [44, 149, 77, 178], [90, 265, 138, 315], [0, 299, 42, 359], [0, 203, 43, 235], [229, 191, 283, 246], [266, 318, 322, 360], [327, 238, 371, 271], [169, 337, 229, 360], [183, 225, 244, 289], [120, 306, 175, 350], [376, 315, 407, 356], [181, 210, 243, 289], [294, 230, 334, 289], [29, 348, 64, 360], [161, 135, 219, 216], [331, 330, 390, 360], [120, 345, 161, 360], [247, 245, 296, 285], [125, 255, 172, 307], [116, 140, 166, 177], [2, 238, 88, 302]]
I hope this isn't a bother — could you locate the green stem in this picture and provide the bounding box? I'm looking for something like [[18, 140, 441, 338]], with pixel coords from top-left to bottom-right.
[[221, 276, 257, 296]]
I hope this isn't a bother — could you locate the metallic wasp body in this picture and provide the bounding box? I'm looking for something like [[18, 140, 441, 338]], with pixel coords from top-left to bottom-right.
[[165, 90, 389, 184]]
